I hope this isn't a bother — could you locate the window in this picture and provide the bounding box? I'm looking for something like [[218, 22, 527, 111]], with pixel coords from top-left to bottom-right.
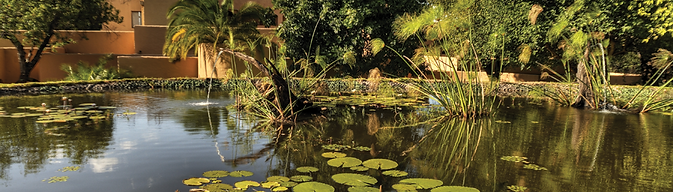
[[132, 11, 142, 27]]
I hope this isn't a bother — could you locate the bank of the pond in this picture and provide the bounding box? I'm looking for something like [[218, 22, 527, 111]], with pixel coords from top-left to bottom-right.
[[1, 78, 671, 105]]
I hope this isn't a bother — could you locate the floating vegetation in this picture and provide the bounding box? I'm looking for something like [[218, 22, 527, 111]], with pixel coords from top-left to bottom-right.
[[183, 177, 211, 186], [362, 158, 398, 170], [431, 186, 480, 192], [201, 183, 233, 192], [267, 176, 291, 183], [523, 164, 548, 171], [234, 180, 260, 189], [348, 186, 379, 192], [229, 170, 253, 177], [321, 152, 347, 158], [44, 176, 69, 183], [327, 157, 362, 168], [531, 121, 539, 124], [495, 120, 511, 124], [332, 173, 377, 187], [58, 166, 80, 172], [293, 181, 335, 192], [353, 146, 371, 151], [280, 181, 298, 187], [399, 178, 444, 189], [290, 175, 313, 182], [261, 181, 281, 188], [507, 185, 527, 192], [203, 170, 229, 178], [296, 166, 319, 173], [350, 166, 369, 172], [382, 170, 408, 177], [500, 156, 529, 163], [322, 144, 351, 151], [392, 184, 418, 192]]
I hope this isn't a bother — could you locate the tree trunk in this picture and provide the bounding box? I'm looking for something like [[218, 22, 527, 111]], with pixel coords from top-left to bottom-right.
[[572, 47, 594, 108]]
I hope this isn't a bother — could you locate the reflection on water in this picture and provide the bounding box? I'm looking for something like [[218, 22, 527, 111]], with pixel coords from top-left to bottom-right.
[[0, 92, 672, 191]]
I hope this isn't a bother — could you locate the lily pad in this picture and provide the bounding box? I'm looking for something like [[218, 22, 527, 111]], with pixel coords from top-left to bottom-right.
[[392, 184, 418, 192], [327, 157, 362, 168], [280, 181, 298, 187], [261, 181, 281, 188], [234, 180, 260, 189], [267, 176, 291, 183], [229, 170, 253, 177], [332, 173, 377, 187], [362, 158, 398, 170], [353, 146, 371, 151], [296, 166, 319, 173], [500, 156, 528, 163], [183, 177, 210, 186], [293, 181, 335, 192], [495, 120, 511, 124], [272, 186, 289, 191], [382, 170, 408, 177], [348, 186, 380, 192], [350, 166, 369, 171], [321, 152, 347, 158], [290, 175, 313, 182], [399, 178, 444, 189], [322, 144, 351, 151], [203, 170, 229, 178], [79, 103, 97, 106], [523, 164, 548, 171], [202, 183, 234, 192], [58, 166, 80, 172], [44, 176, 69, 183], [431, 186, 480, 192], [507, 185, 527, 192]]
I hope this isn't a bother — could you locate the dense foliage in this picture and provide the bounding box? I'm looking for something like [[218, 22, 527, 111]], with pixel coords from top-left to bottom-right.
[[273, 0, 426, 77], [0, 0, 122, 82]]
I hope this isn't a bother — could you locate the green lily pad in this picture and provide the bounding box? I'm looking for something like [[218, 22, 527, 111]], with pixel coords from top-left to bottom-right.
[[392, 184, 418, 192], [523, 164, 548, 171], [58, 166, 80, 172], [322, 144, 351, 151], [203, 170, 229, 178], [183, 177, 210, 186], [350, 166, 369, 171], [297, 166, 319, 173], [431, 186, 480, 192], [321, 152, 347, 158], [234, 180, 260, 189], [293, 182, 335, 192], [500, 156, 528, 163], [290, 175, 313, 182], [229, 170, 253, 177], [280, 181, 298, 187], [79, 103, 97, 106], [362, 158, 398, 170], [98, 106, 117, 110], [36, 120, 54, 124], [353, 146, 371, 151], [382, 170, 408, 177], [348, 186, 380, 192], [44, 176, 69, 183], [399, 178, 443, 189], [495, 120, 511, 124], [332, 173, 377, 187], [261, 181, 281, 188], [122, 112, 137, 115], [202, 183, 234, 192], [327, 157, 362, 168], [507, 185, 527, 192], [272, 186, 289, 191], [267, 176, 291, 183]]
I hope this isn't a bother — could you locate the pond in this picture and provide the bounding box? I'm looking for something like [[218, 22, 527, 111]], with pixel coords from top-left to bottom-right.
[[0, 90, 672, 192]]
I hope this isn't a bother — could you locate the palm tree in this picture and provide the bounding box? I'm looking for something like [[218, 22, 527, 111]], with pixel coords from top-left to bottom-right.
[[163, 0, 273, 78]]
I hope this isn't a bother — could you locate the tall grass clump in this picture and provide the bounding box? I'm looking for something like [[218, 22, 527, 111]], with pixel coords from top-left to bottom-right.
[[60, 54, 132, 81]]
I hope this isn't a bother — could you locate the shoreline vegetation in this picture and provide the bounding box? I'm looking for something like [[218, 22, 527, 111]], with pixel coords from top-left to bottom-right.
[[1, 78, 671, 112]]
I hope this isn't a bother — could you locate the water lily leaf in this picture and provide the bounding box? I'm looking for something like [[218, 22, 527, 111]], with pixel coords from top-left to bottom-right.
[[293, 181, 335, 192], [267, 176, 290, 183], [211, 180, 222, 183], [431, 186, 480, 192], [122, 112, 137, 115], [332, 173, 377, 187], [272, 186, 289, 191], [495, 120, 511, 124], [290, 175, 313, 182], [399, 178, 443, 189], [321, 152, 347, 158], [280, 181, 298, 187], [79, 103, 97, 106], [500, 156, 528, 163], [507, 185, 527, 192], [202, 183, 234, 192], [350, 166, 369, 171], [523, 164, 548, 171], [36, 120, 54, 124], [322, 144, 351, 151], [203, 170, 229, 178], [327, 157, 362, 168], [58, 166, 80, 172], [234, 180, 260, 189], [98, 106, 117, 110], [348, 186, 380, 192], [362, 159, 398, 170], [382, 170, 408, 177], [392, 184, 418, 192], [353, 146, 371, 151], [183, 177, 210, 186], [229, 170, 253, 177], [44, 176, 69, 183], [261, 181, 281, 188], [296, 166, 319, 173]]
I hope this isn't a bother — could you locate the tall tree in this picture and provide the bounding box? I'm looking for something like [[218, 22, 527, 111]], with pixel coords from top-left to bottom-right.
[[0, 0, 122, 83], [273, 0, 426, 77]]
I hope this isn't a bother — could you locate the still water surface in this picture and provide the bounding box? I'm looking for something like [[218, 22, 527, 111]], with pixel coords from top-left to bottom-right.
[[0, 91, 671, 191]]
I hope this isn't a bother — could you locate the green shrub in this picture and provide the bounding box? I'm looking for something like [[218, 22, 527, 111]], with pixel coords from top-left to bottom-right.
[[61, 54, 133, 81]]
